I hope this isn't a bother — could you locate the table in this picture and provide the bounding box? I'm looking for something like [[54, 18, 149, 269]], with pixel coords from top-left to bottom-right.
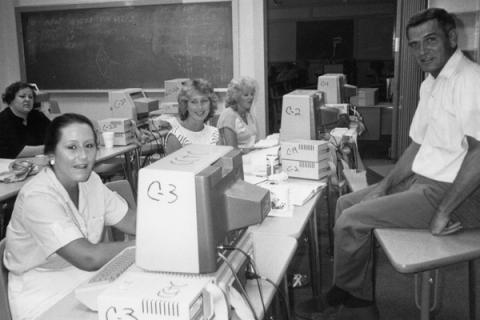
[[0, 144, 140, 203], [0, 159, 27, 202], [248, 189, 324, 297], [37, 233, 298, 320], [375, 228, 480, 320], [0, 145, 140, 237]]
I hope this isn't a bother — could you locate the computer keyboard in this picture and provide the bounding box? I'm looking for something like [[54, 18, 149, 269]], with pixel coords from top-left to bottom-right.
[[74, 246, 135, 311]]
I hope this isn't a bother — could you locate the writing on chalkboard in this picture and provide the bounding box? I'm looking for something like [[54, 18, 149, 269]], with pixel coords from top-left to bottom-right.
[[19, 2, 233, 89]]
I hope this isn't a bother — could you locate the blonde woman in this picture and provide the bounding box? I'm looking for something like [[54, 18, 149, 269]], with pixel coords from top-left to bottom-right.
[[217, 76, 259, 150]]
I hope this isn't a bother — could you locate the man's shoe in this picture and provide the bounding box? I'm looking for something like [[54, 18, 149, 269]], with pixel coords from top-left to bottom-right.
[[336, 304, 379, 320], [325, 285, 352, 306], [344, 295, 374, 308]]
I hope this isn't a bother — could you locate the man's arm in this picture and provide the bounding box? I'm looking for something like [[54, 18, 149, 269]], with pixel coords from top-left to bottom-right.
[[363, 141, 420, 201], [430, 136, 480, 235]]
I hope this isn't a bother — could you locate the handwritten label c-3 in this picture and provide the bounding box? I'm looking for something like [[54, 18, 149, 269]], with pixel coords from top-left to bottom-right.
[[147, 181, 178, 204], [105, 306, 138, 320]]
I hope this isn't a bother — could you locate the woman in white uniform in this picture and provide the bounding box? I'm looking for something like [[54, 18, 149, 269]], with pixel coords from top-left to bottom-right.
[[164, 78, 220, 154], [3, 113, 136, 320]]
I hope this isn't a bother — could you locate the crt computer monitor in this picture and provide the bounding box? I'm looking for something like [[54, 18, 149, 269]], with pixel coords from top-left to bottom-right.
[[108, 88, 158, 123], [135, 144, 271, 274]]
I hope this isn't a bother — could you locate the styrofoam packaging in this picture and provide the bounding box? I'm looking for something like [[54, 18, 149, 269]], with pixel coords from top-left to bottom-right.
[[164, 78, 190, 102], [113, 129, 136, 145], [281, 158, 330, 180], [98, 118, 133, 133], [159, 101, 179, 114], [280, 139, 329, 162]]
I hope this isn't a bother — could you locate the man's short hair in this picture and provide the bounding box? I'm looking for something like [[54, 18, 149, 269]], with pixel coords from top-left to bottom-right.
[[406, 8, 456, 39]]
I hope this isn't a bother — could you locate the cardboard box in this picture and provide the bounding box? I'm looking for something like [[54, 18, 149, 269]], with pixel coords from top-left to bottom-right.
[[279, 90, 323, 141], [280, 139, 329, 162], [351, 88, 378, 106], [317, 73, 346, 104], [164, 78, 189, 103], [281, 158, 330, 180], [98, 118, 134, 133]]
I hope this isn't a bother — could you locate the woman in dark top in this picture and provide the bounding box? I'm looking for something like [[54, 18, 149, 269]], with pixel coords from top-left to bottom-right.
[[0, 81, 51, 158]]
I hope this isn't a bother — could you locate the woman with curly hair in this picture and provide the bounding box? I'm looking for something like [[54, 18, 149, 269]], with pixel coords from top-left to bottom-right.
[[164, 78, 220, 154], [217, 76, 259, 150]]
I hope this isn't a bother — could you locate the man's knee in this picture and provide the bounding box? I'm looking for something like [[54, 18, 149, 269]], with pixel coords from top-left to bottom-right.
[[334, 206, 358, 235]]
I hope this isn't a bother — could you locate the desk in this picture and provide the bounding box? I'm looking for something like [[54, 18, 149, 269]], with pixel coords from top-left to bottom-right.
[[0, 145, 140, 237], [248, 190, 324, 297], [37, 234, 297, 320], [0, 159, 27, 202], [0, 144, 140, 203]]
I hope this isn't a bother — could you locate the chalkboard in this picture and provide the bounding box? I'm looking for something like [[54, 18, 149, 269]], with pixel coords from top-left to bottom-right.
[[18, 2, 233, 89]]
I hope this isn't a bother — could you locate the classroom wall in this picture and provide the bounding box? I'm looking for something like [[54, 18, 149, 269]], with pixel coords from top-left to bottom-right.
[[0, 0, 267, 138]]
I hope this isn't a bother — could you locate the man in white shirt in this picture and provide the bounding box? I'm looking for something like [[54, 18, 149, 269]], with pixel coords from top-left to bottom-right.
[[326, 8, 480, 316]]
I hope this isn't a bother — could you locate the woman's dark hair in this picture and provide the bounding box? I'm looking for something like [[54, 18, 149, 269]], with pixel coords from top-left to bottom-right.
[[177, 78, 217, 122], [1, 81, 36, 105], [406, 8, 456, 39], [44, 113, 98, 155]]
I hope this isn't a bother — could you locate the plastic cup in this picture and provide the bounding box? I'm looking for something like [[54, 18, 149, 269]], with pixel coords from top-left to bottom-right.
[[102, 132, 115, 149]]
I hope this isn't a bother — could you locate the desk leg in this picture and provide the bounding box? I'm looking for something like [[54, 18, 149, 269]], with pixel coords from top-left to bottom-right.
[[282, 274, 292, 320], [296, 203, 326, 315], [308, 206, 321, 297], [469, 260, 476, 320], [418, 271, 432, 320]]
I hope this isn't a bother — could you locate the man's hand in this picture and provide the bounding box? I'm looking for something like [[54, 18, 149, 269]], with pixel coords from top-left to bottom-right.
[[430, 213, 463, 236], [362, 184, 388, 202]]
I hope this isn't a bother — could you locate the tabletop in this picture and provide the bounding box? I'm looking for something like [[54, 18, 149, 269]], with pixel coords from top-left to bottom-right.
[[375, 228, 480, 274], [37, 234, 297, 320], [0, 144, 139, 202]]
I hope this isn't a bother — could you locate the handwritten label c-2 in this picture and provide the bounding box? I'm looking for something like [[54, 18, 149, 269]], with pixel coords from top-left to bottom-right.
[[285, 105, 301, 116]]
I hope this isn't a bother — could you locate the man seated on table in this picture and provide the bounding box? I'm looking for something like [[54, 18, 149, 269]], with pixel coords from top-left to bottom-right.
[[326, 8, 480, 315]]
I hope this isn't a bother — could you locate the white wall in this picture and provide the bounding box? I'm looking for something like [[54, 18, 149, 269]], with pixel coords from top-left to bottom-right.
[[0, 0, 21, 101], [1, 0, 267, 137]]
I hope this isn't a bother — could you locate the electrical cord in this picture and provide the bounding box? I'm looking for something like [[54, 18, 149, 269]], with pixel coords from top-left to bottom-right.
[[219, 245, 267, 318], [244, 272, 292, 320], [217, 252, 259, 320]]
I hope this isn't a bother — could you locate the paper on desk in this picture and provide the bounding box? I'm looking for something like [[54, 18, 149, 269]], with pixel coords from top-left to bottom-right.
[[253, 133, 280, 148], [268, 207, 294, 218], [259, 179, 325, 207], [287, 180, 326, 206]]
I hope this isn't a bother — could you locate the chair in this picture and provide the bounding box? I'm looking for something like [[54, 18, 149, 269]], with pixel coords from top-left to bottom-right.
[[94, 158, 126, 182], [0, 238, 12, 320], [105, 180, 136, 242]]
